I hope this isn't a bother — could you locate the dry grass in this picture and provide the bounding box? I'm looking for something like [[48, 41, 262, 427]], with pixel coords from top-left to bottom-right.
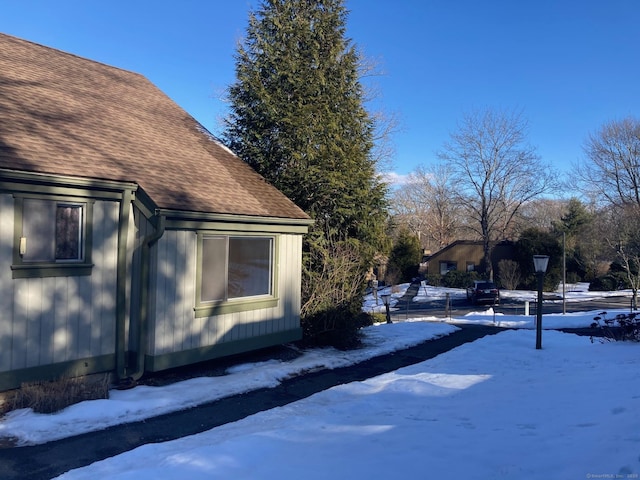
[[6, 374, 110, 414]]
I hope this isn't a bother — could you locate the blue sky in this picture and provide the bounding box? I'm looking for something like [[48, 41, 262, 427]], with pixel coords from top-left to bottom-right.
[[3, 1, 639, 183]]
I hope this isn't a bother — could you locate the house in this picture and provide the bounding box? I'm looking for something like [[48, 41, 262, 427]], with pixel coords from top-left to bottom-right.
[[421, 240, 516, 277], [0, 33, 313, 391]]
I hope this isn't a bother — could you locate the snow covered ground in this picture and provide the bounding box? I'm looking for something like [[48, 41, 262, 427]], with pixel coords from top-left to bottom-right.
[[2, 284, 639, 479], [364, 281, 632, 313]]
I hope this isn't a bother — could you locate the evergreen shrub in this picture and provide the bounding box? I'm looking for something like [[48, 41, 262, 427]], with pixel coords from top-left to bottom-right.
[[442, 270, 478, 289], [301, 304, 373, 350], [589, 273, 629, 291]]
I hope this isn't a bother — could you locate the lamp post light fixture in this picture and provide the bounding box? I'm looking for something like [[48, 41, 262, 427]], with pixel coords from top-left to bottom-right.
[[381, 294, 393, 324], [533, 255, 550, 350]]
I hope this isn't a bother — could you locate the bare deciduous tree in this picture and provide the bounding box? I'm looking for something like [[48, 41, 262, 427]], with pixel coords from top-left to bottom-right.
[[391, 172, 431, 243], [579, 116, 640, 209], [391, 164, 463, 252], [602, 205, 640, 308], [438, 108, 557, 279], [515, 198, 567, 236]]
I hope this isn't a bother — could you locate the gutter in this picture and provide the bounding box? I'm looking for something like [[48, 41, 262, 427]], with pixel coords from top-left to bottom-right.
[[155, 208, 314, 227], [124, 211, 166, 385]]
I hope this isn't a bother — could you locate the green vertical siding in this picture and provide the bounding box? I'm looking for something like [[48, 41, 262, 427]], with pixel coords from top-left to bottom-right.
[[148, 230, 303, 361], [0, 195, 14, 371], [0, 195, 120, 374]]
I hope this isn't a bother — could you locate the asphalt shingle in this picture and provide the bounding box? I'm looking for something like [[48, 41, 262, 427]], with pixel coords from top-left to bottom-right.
[[0, 33, 309, 220]]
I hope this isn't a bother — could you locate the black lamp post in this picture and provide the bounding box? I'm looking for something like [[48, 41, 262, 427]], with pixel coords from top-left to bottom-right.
[[381, 294, 393, 324], [533, 255, 549, 349]]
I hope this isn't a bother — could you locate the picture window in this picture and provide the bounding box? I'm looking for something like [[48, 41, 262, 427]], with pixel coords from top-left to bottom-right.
[[200, 235, 274, 303]]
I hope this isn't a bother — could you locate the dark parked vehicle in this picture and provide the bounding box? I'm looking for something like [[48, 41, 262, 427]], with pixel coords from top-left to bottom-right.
[[467, 280, 500, 305]]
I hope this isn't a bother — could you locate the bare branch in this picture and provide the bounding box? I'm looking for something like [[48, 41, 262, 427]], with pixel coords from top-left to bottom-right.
[[577, 116, 640, 209], [437, 107, 559, 278]]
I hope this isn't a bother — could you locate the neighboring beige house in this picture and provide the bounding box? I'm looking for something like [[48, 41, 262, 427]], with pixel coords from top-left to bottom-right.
[[421, 240, 516, 277], [0, 33, 313, 391]]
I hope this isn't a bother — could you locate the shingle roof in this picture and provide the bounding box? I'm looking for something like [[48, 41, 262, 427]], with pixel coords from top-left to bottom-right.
[[0, 33, 310, 221]]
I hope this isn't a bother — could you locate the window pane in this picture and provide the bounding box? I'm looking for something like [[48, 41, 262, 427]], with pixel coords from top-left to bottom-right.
[[228, 237, 272, 298], [439, 261, 456, 275], [55, 205, 82, 260], [22, 199, 56, 262], [201, 236, 227, 302]]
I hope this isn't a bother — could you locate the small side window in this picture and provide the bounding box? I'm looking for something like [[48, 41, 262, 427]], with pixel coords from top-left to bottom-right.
[[21, 200, 84, 263], [439, 261, 457, 275], [13, 197, 93, 278]]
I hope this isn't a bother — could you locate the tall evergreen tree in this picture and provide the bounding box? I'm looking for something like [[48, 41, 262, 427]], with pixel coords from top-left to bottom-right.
[[387, 229, 422, 283], [224, 0, 388, 333], [553, 198, 598, 281]]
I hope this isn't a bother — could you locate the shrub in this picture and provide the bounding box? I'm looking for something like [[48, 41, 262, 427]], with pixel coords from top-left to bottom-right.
[[7, 374, 110, 414], [371, 313, 387, 324], [301, 303, 373, 350], [590, 311, 640, 342], [565, 271, 581, 284], [387, 230, 422, 283], [441, 270, 478, 289], [383, 263, 401, 288], [498, 259, 520, 290], [589, 272, 629, 291]]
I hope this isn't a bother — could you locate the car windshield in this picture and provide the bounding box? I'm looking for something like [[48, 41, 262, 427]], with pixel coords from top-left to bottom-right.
[[476, 282, 496, 289]]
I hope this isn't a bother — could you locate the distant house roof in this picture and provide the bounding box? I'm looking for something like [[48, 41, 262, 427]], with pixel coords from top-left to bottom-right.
[[0, 33, 310, 221], [423, 240, 482, 260]]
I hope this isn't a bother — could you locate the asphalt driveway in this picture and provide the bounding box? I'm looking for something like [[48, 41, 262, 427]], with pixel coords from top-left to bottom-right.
[[0, 324, 503, 480]]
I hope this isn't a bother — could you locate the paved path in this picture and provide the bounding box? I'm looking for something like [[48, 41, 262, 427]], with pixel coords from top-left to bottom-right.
[[388, 281, 457, 320], [0, 324, 504, 480]]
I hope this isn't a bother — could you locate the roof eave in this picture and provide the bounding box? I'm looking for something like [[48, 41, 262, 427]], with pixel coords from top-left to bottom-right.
[[0, 168, 138, 196], [156, 208, 314, 234]]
